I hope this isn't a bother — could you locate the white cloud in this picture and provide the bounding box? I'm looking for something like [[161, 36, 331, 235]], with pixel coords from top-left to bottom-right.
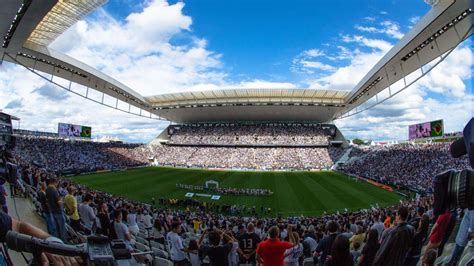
[[355, 25, 379, 33], [333, 44, 473, 140], [291, 49, 335, 74], [51, 0, 225, 96], [234, 80, 297, 89], [409, 16, 420, 25], [380, 21, 404, 39], [342, 35, 393, 51], [302, 49, 325, 57], [299, 61, 336, 71], [0, 0, 471, 144], [355, 20, 404, 39], [416, 46, 472, 97]]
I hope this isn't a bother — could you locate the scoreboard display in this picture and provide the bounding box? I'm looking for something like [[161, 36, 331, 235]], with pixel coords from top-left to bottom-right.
[[58, 123, 92, 138], [408, 120, 444, 140]]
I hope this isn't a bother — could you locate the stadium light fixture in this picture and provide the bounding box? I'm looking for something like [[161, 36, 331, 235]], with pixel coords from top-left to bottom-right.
[[401, 8, 473, 62], [348, 76, 383, 104], [2, 0, 32, 48], [17, 52, 88, 78]]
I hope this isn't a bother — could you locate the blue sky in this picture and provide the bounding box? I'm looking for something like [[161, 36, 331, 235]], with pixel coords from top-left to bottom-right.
[[102, 0, 430, 85], [168, 0, 430, 84], [0, 0, 472, 142]]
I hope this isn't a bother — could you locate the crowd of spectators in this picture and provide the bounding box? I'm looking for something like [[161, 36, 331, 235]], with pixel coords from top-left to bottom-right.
[[168, 124, 334, 146], [149, 146, 343, 170], [14, 136, 148, 173], [14, 135, 344, 173], [4, 133, 473, 265], [340, 143, 471, 193], [8, 154, 441, 265]]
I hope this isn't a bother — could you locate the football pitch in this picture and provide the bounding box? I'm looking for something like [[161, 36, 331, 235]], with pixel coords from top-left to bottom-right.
[[71, 167, 402, 216]]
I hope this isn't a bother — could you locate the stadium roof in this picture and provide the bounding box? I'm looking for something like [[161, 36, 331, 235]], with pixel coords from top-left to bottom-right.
[[0, 0, 471, 123], [146, 88, 349, 123], [146, 89, 348, 107]]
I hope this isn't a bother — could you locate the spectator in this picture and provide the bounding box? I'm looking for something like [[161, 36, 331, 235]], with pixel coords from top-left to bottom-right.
[[350, 242, 361, 265], [349, 226, 364, 250], [325, 234, 353, 266], [357, 229, 379, 266], [314, 221, 339, 266], [187, 239, 200, 266], [199, 229, 236, 266], [284, 232, 303, 266], [113, 209, 133, 251], [64, 186, 80, 231], [37, 182, 55, 236], [256, 225, 296, 266], [448, 209, 474, 265], [405, 214, 430, 266], [167, 222, 188, 265], [238, 222, 261, 265], [373, 206, 414, 266], [45, 177, 67, 242], [408, 206, 425, 229], [127, 206, 139, 236], [97, 202, 111, 237], [423, 208, 453, 260], [78, 193, 96, 233]]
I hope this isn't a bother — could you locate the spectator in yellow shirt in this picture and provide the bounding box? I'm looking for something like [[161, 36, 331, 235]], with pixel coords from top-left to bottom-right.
[[64, 186, 80, 231], [192, 218, 202, 233], [349, 226, 365, 250]]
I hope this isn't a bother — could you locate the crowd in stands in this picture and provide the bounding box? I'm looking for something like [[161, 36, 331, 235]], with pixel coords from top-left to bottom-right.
[[2, 130, 472, 265], [14, 136, 343, 172], [6, 154, 444, 265], [168, 124, 334, 146], [340, 143, 471, 193], [14, 136, 148, 173], [149, 146, 343, 170], [176, 183, 273, 196]]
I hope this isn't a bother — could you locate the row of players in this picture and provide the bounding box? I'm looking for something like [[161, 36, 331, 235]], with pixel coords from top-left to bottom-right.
[[175, 183, 273, 196]]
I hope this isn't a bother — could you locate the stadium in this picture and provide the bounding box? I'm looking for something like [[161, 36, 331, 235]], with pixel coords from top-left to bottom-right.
[[0, 0, 473, 265]]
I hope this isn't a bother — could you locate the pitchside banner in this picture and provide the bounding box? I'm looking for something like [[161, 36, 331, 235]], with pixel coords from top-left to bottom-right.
[[58, 123, 92, 138], [408, 120, 443, 140]]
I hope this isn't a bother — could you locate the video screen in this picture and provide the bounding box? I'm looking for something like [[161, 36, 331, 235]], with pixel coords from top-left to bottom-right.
[[408, 120, 443, 140], [58, 123, 92, 138]]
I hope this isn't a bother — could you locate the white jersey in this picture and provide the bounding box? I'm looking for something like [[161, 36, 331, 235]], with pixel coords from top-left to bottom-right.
[[284, 243, 303, 266], [228, 242, 239, 266], [189, 252, 200, 266], [166, 231, 186, 261]]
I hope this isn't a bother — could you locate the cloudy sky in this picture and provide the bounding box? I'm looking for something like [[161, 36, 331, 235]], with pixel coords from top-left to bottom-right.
[[0, 0, 472, 142]]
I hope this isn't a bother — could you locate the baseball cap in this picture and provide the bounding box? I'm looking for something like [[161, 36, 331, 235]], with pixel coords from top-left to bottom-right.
[[450, 118, 473, 168]]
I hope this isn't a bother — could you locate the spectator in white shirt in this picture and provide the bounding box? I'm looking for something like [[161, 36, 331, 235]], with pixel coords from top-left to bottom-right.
[[78, 193, 96, 233]]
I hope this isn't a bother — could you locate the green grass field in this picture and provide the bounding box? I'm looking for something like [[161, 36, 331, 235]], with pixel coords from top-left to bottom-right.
[[71, 167, 401, 216]]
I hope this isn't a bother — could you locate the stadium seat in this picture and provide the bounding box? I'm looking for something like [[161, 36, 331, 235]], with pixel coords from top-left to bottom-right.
[[137, 231, 147, 239], [134, 242, 150, 252], [303, 257, 314, 266], [150, 240, 165, 250], [152, 247, 169, 259], [135, 236, 148, 246], [154, 256, 173, 266]]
